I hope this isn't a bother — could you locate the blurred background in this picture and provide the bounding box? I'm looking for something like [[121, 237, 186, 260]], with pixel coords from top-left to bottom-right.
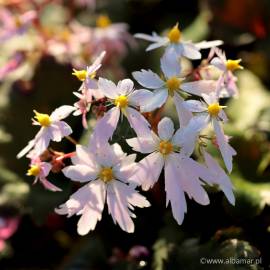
[[1, 0, 270, 269]]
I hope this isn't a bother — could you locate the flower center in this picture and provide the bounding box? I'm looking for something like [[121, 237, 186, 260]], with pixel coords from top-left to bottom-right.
[[14, 16, 22, 28], [27, 165, 40, 177], [207, 103, 222, 117], [34, 110, 51, 127], [226, 59, 243, 71], [167, 23, 181, 43], [159, 140, 173, 155], [96, 15, 111, 28], [166, 76, 181, 94], [99, 167, 113, 183], [60, 28, 71, 42], [114, 95, 128, 109], [72, 69, 87, 81]]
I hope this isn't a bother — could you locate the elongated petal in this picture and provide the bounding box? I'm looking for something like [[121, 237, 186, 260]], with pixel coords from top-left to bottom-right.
[[126, 107, 151, 137], [17, 138, 35, 159], [146, 41, 168, 51], [40, 178, 62, 192], [98, 77, 118, 99], [157, 117, 175, 141], [87, 51, 106, 75], [140, 88, 168, 112], [132, 152, 164, 190], [117, 79, 134, 95], [107, 181, 134, 233], [126, 136, 157, 154], [50, 105, 75, 121], [213, 119, 236, 173], [49, 121, 72, 142], [132, 69, 164, 89], [173, 93, 193, 127], [128, 89, 153, 108], [161, 49, 181, 78], [195, 40, 223, 49], [92, 107, 120, 143], [181, 80, 217, 96], [134, 33, 164, 42], [71, 145, 96, 167], [165, 155, 187, 225], [181, 43, 201, 59], [210, 57, 226, 71], [183, 100, 207, 112], [63, 165, 98, 182]]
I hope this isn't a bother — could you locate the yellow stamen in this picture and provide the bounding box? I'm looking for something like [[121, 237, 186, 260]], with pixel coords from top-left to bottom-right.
[[166, 76, 181, 95], [60, 28, 71, 42], [207, 103, 225, 117], [159, 140, 173, 155], [114, 95, 128, 109], [34, 110, 51, 127], [72, 69, 87, 81], [14, 16, 22, 28], [226, 59, 243, 71], [99, 167, 113, 183], [27, 165, 40, 177], [167, 23, 181, 43], [96, 15, 112, 28]]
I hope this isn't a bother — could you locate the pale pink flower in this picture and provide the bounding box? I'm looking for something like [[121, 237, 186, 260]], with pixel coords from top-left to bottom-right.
[[91, 78, 152, 142], [56, 142, 150, 235], [135, 23, 222, 59], [17, 105, 75, 158], [127, 117, 211, 225], [210, 48, 243, 97], [27, 157, 62, 192], [183, 92, 236, 172], [133, 49, 217, 126]]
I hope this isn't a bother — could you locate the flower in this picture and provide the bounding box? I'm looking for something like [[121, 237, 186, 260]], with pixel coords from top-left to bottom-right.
[[55, 142, 150, 235], [27, 157, 62, 192], [210, 48, 243, 97], [127, 117, 211, 224], [17, 105, 75, 158], [132, 49, 217, 126], [91, 78, 153, 142], [183, 91, 236, 172], [135, 22, 222, 59]]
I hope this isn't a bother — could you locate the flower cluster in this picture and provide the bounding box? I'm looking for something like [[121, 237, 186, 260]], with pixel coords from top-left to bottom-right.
[[18, 22, 243, 235], [0, 0, 133, 83]]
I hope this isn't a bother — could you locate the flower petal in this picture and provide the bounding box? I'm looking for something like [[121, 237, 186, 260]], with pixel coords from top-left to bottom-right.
[[63, 164, 98, 182], [126, 136, 157, 154], [160, 49, 181, 78], [132, 69, 164, 89], [117, 79, 134, 95], [128, 89, 153, 108], [98, 77, 118, 99], [157, 117, 175, 141], [181, 80, 217, 96], [50, 105, 75, 121]]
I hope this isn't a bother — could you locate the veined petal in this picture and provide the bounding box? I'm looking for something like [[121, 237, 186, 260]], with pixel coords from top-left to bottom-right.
[[63, 165, 98, 182], [98, 77, 118, 99], [132, 69, 164, 89], [213, 119, 236, 173], [132, 152, 164, 190], [128, 89, 153, 108], [126, 136, 157, 154], [157, 117, 175, 141], [125, 107, 151, 138], [140, 88, 168, 112], [173, 93, 193, 127], [181, 80, 217, 96], [92, 107, 120, 143], [117, 79, 134, 96], [165, 154, 187, 225], [160, 49, 181, 78]]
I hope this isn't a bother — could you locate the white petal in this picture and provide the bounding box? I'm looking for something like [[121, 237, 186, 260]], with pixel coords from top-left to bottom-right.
[[126, 136, 157, 154], [164, 155, 187, 225], [182, 100, 207, 112], [210, 57, 226, 71], [132, 152, 164, 190], [98, 77, 118, 99], [173, 93, 193, 127], [157, 117, 175, 141], [17, 138, 35, 159], [146, 41, 168, 51], [160, 49, 181, 78], [132, 69, 164, 89], [140, 88, 168, 112], [117, 79, 134, 95], [134, 33, 164, 42], [50, 105, 75, 121], [63, 165, 98, 182], [128, 89, 153, 108], [91, 107, 120, 143], [49, 121, 72, 142], [213, 119, 236, 173], [72, 145, 96, 167], [181, 43, 201, 59], [87, 51, 106, 75], [181, 80, 217, 96], [125, 107, 151, 138], [195, 40, 223, 49]]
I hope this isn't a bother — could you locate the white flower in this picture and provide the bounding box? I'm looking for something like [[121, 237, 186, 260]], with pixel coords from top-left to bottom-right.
[[127, 117, 211, 225], [183, 92, 236, 172], [135, 23, 223, 59], [92, 78, 152, 142], [56, 142, 150, 235], [17, 105, 75, 158], [210, 48, 243, 97], [133, 49, 217, 126]]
